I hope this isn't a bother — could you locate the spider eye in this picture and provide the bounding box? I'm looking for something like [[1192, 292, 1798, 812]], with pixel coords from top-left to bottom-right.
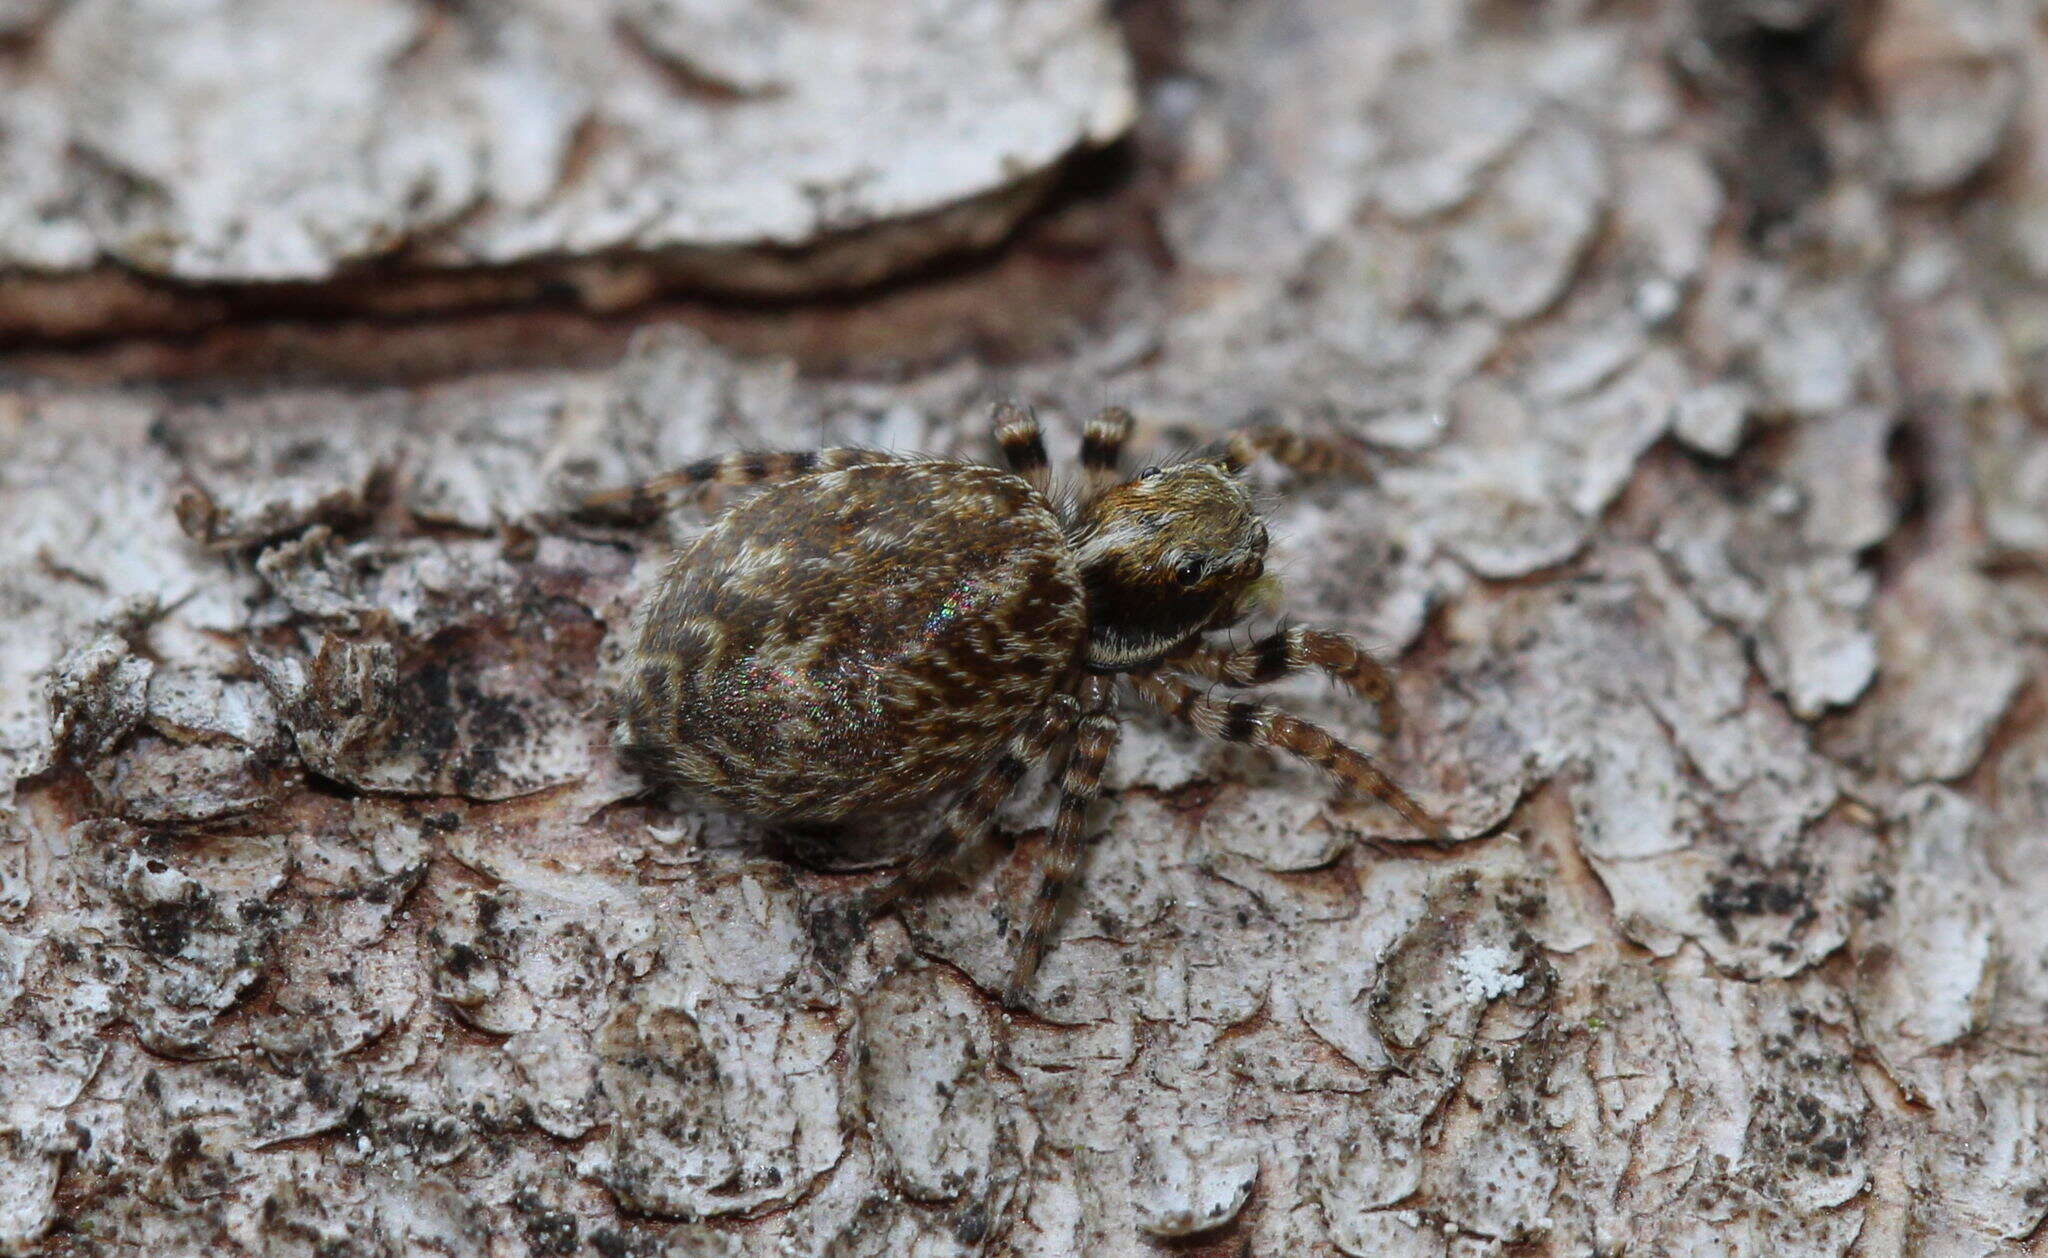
[[1175, 557, 1207, 586], [1137, 465, 1163, 480]]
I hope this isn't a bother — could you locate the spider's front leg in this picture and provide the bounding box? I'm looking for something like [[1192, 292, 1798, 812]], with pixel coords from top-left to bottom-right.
[[1006, 675, 1119, 1007], [1075, 406, 1135, 510], [1168, 626, 1402, 735], [1125, 672, 1444, 840], [580, 447, 901, 517], [992, 402, 1053, 497], [1213, 426, 1377, 481]]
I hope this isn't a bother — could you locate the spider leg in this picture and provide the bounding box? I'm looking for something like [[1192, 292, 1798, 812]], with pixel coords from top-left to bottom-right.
[[1168, 626, 1402, 736], [581, 448, 901, 516], [1006, 676, 1119, 1006], [1124, 672, 1444, 840], [1212, 426, 1375, 481], [992, 403, 1053, 497], [860, 694, 1079, 912], [1075, 406, 1135, 510]]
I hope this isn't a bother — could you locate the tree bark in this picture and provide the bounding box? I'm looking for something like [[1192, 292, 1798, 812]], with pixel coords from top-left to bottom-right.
[[4, 0, 2047, 1254]]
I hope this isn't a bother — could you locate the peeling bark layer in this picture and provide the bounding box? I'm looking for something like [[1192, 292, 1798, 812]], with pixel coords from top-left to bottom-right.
[[0, 0, 1135, 335]]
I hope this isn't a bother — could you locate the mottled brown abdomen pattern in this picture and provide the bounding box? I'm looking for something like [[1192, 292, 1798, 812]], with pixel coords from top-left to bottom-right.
[[619, 461, 1087, 823]]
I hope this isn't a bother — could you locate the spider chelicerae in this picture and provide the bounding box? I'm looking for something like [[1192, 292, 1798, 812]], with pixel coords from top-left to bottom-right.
[[592, 404, 1443, 1004]]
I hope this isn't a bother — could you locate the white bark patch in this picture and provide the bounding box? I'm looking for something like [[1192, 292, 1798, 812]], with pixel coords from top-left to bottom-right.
[[1850, 787, 1998, 1089], [1452, 943, 1527, 1002], [859, 966, 1031, 1214], [5, 0, 1135, 287], [1428, 125, 1609, 323], [1130, 1124, 1258, 1237]]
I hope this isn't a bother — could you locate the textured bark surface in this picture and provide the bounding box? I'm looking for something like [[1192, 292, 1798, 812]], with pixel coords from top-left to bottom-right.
[[5, 0, 2048, 1254], [0, 0, 1134, 336]]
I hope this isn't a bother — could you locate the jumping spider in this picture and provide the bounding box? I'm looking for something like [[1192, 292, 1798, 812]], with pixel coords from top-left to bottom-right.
[[594, 405, 1443, 1004]]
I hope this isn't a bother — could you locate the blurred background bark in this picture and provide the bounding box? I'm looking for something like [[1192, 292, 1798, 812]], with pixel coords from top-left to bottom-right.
[[4, 0, 2047, 1253]]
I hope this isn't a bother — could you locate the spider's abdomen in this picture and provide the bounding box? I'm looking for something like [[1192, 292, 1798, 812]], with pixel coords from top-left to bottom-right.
[[619, 461, 1087, 824]]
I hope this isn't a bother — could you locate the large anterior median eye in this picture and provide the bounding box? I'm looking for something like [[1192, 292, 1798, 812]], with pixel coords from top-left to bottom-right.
[[1175, 557, 1207, 585], [1137, 465, 1163, 480]]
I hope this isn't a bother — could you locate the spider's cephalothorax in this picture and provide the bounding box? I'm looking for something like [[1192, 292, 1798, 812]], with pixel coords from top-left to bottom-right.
[[593, 405, 1442, 1005], [1072, 460, 1275, 670]]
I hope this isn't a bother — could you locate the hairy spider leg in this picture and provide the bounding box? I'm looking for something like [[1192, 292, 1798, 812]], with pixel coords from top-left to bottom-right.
[[860, 694, 1081, 913], [992, 402, 1053, 497], [1006, 675, 1119, 1006], [1075, 406, 1136, 511], [1124, 672, 1443, 839], [1212, 426, 1377, 481], [1168, 625, 1402, 736], [582, 448, 902, 515]]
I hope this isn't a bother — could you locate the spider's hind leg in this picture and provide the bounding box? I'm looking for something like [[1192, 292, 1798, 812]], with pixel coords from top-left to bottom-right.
[[580, 447, 899, 518], [1005, 677, 1119, 1007], [1125, 672, 1443, 840], [804, 699, 1076, 979], [853, 696, 1079, 913], [1168, 626, 1402, 735]]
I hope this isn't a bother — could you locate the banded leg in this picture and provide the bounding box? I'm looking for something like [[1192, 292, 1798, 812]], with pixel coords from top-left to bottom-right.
[[1125, 672, 1444, 839], [992, 403, 1052, 497], [1007, 676, 1119, 1006], [861, 695, 1079, 912], [1168, 626, 1402, 735], [1075, 406, 1135, 510], [1212, 426, 1374, 480], [581, 448, 899, 516]]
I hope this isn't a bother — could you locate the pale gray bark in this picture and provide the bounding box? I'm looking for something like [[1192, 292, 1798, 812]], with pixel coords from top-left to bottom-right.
[[4, 0, 2048, 1254]]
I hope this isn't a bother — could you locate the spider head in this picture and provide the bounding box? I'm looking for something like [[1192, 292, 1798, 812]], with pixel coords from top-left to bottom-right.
[[1073, 459, 1277, 670]]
